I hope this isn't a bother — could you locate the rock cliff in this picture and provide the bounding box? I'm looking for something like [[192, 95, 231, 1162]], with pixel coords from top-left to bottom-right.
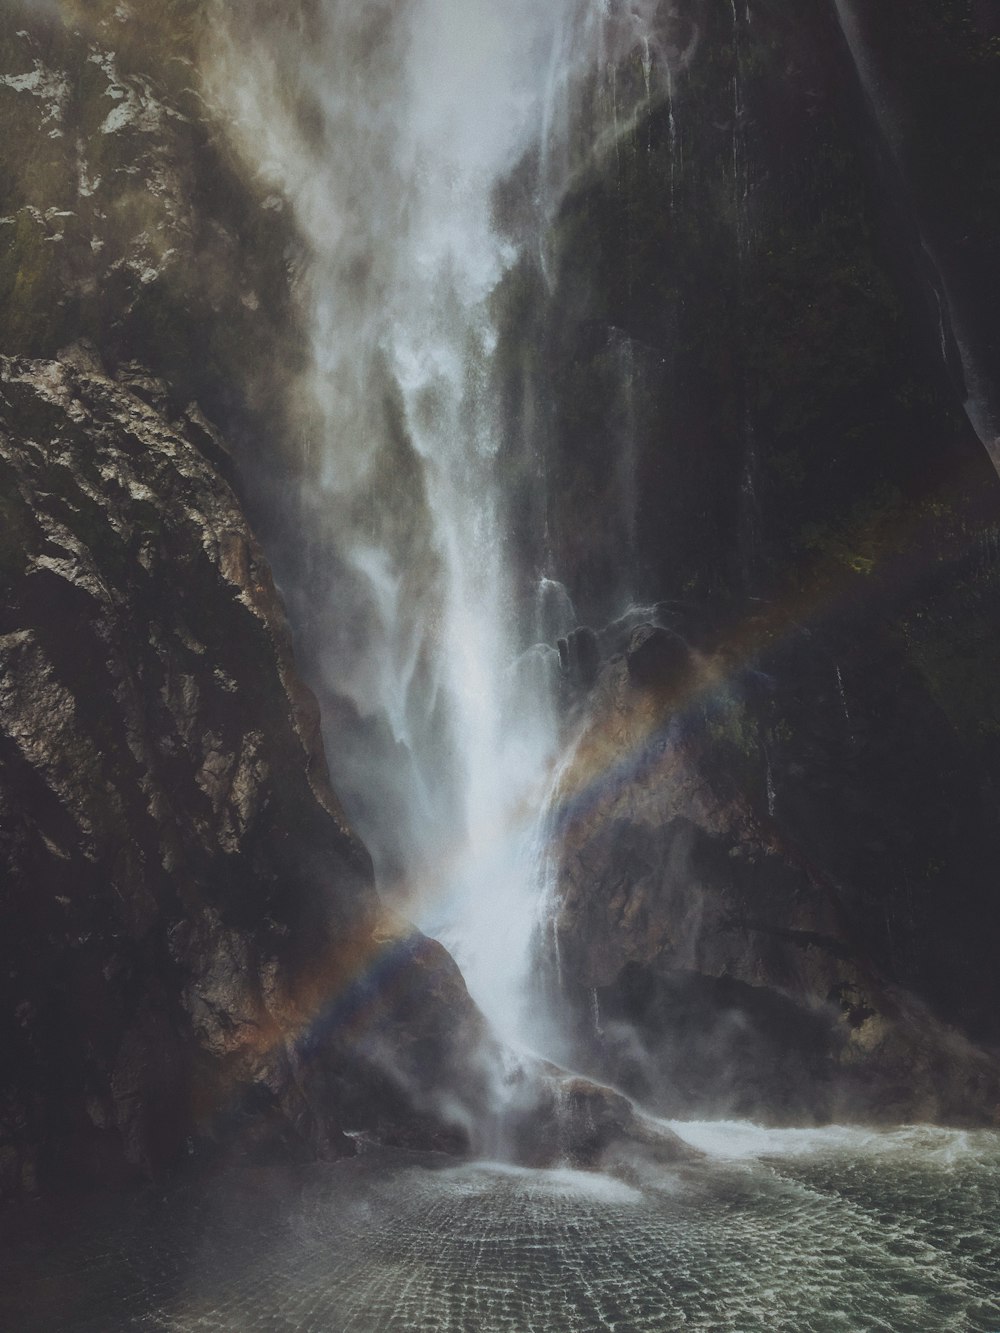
[[0, 2, 494, 1200], [0, 354, 491, 1197], [499, 0, 1000, 1122], [0, 2, 301, 438], [541, 618, 1000, 1123]]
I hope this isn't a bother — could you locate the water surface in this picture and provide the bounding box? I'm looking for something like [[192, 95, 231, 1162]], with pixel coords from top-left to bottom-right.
[[3, 1124, 998, 1332]]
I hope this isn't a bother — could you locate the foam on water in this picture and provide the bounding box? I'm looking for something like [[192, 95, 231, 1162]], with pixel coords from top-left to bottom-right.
[[669, 1118, 998, 1166], [668, 1118, 896, 1159], [444, 1160, 644, 1205]]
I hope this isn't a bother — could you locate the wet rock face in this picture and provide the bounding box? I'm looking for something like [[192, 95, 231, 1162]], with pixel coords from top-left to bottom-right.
[[0, 3, 303, 454], [0, 1, 516, 1201], [541, 615, 1000, 1126], [0, 356, 491, 1198], [493, 0, 1000, 625], [484, 0, 1000, 1126], [501, 1064, 697, 1175]]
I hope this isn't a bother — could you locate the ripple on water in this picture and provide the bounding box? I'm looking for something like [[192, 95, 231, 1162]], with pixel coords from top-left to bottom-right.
[[2, 1128, 999, 1333]]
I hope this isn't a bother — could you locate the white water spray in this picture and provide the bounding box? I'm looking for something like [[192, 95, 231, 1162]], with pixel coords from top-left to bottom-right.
[[207, 0, 680, 1048]]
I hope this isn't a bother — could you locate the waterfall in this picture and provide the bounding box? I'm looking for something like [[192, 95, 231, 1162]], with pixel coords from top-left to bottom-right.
[[204, 0, 676, 1050]]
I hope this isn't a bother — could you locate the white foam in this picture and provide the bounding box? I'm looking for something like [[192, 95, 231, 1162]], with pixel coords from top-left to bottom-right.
[[665, 1118, 998, 1164], [453, 1161, 643, 1205]]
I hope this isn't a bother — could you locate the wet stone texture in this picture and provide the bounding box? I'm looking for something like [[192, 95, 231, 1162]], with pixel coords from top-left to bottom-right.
[[541, 612, 1000, 1128], [1, 1129, 999, 1332], [0, 354, 492, 1198], [491, 0, 1000, 1129]]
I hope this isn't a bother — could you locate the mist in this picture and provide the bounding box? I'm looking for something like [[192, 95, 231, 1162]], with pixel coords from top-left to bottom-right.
[[203, 0, 678, 1048]]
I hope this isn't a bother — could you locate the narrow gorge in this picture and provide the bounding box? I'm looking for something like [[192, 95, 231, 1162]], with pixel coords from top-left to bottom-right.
[[2, 2, 1000, 1329]]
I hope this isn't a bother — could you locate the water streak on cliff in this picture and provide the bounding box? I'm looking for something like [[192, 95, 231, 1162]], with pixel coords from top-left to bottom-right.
[[832, 0, 1000, 471]]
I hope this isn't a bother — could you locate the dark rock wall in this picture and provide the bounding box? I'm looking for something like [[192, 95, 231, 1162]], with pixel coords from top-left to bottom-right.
[[0, 3, 304, 447], [0, 4, 491, 1199], [495, 0, 1000, 620], [542, 623, 1000, 1124], [498, 0, 1000, 1121], [836, 0, 1000, 454], [0, 356, 490, 1197]]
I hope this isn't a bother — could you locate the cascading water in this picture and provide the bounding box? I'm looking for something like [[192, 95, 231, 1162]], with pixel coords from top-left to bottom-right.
[[207, 0, 679, 1050]]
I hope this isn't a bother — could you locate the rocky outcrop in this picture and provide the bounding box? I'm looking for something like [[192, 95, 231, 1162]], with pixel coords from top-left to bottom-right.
[[497, 1061, 697, 1174], [0, 354, 492, 1198], [0, 3, 303, 456], [541, 611, 1000, 1125]]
